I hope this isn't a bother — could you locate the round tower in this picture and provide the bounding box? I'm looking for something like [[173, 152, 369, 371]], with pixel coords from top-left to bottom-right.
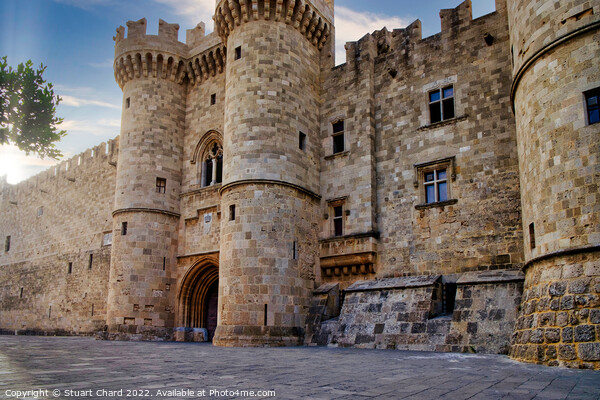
[[508, 0, 600, 367], [105, 19, 187, 339], [213, 0, 333, 346]]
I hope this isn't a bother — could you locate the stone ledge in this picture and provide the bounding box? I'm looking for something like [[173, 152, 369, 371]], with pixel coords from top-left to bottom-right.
[[415, 199, 458, 210], [456, 269, 525, 285], [345, 275, 441, 292]]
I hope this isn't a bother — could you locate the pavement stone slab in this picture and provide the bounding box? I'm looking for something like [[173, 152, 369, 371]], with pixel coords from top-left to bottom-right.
[[0, 336, 598, 400]]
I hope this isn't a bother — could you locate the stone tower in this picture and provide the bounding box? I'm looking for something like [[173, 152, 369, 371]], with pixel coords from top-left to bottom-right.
[[212, 0, 333, 346], [508, 0, 600, 367], [106, 19, 187, 338]]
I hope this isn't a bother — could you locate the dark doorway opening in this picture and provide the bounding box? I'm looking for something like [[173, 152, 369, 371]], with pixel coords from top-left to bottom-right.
[[204, 281, 219, 341]]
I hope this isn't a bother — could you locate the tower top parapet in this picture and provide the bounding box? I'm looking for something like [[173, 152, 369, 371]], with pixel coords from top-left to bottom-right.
[[214, 0, 332, 50], [113, 18, 226, 89]]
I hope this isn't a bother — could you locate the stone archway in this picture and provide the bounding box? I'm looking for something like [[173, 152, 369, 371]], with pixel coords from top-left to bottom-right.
[[177, 256, 219, 341]]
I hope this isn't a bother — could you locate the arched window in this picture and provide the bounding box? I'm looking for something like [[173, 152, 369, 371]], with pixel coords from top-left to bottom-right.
[[192, 130, 224, 188], [202, 142, 223, 187]]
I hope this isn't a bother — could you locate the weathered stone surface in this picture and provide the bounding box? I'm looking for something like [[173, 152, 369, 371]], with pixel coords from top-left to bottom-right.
[[0, 0, 598, 369]]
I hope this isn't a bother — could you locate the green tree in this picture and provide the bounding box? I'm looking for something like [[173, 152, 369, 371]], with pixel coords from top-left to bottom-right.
[[0, 56, 66, 159]]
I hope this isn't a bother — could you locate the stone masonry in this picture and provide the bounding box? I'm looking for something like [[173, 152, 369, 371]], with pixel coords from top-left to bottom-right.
[[0, 0, 598, 369]]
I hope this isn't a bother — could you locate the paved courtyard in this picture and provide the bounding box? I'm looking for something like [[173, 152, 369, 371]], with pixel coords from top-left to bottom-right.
[[0, 336, 598, 400]]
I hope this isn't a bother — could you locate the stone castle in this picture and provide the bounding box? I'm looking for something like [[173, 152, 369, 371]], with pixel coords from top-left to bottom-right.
[[1, 0, 599, 369]]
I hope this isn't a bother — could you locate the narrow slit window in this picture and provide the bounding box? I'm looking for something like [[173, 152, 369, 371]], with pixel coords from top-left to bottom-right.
[[210, 93, 216, 105], [68, 262, 72, 274], [235, 46, 242, 60], [585, 88, 600, 125], [333, 205, 343, 237], [88, 254, 93, 270], [299, 131, 306, 151], [332, 120, 345, 154], [229, 205, 236, 221], [121, 222, 128, 236], [126, 97, 130, 108], [529, 222, 536, 250], [156, 177, 166, 193], [4, 235, 10, 252], [292, 241, 298, 260], [264, 304, 268, 326]]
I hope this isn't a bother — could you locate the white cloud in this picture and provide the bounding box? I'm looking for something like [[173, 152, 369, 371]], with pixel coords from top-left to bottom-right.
[[60, 95, 121, 110], [52, 0, 116, 10], [62, 119, 120, 137], [334, 6, 411, 65], [88, 58, 114, 69], [152, 0, 215, 29]]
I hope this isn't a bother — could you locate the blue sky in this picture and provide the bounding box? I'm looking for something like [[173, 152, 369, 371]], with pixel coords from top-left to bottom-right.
[[0, 0, 496, 184]]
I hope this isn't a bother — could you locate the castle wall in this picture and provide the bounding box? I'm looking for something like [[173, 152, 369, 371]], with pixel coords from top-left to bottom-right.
[[319, 3, 523, 285], [0, 140, 118, 334]]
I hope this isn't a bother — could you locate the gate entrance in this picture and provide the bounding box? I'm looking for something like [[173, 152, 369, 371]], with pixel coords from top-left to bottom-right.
[[178, 257, 219, 342]]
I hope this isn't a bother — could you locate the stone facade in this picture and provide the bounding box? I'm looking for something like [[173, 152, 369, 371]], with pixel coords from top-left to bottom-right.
[[0, 0, 598, 369]]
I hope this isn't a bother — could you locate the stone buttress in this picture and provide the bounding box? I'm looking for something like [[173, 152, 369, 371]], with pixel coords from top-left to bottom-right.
[[213, 0, 333, 346], [508, 0, 600, 368]]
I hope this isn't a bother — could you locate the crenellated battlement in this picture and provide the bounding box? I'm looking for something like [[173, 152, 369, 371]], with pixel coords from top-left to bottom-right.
[[0, 137, 119, 200], [341, 0, 504, 68], [113, 19, 226, 89], [214, 0, 332, 50]]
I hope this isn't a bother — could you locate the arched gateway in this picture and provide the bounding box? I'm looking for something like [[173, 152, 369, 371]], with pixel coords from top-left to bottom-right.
[[177, 255, 219, 341]]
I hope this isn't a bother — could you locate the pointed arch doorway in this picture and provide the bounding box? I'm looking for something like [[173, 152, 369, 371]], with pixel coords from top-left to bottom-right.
[[178, 257, 219, 341]]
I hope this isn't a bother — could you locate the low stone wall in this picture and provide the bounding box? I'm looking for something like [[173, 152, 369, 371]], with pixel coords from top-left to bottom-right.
[[447, 270, 524, 354], [328, 276, 445, 350], [316, 271, 524, 353], [510, 252, 600, 369]]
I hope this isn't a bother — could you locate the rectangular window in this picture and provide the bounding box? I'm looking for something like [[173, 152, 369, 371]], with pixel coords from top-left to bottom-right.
[[529, 222, 536, 250], [333, 134, 344, 154], [102, 232, 113, 246], [68, 262, 72, 274], [156, 177, 166, 193], [585, 88, 599, 125], [88, 254, 93, 270], [5, 236, 10, 252], [299, 131, 306, 151], [235, 46, 242, 60], [210, 93, 216, 105], [429, 85, 455, 123], [121, 222, 128, 236], [229, 205, 236, 221], [333, 205, 343, 236], [332, 120, 345, 154], [126, 97, 130, 108], [424, 169, 448, 203]]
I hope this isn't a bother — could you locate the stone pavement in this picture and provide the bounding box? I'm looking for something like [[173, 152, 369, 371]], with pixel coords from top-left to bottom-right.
[[0, 336, 598, 400]]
